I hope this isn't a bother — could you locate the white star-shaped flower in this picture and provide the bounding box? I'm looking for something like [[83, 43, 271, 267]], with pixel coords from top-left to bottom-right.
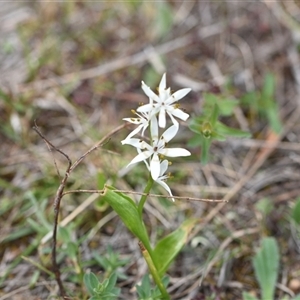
[[121, 111, 151, 143], [122, 117, 191, 180], [137, 73, 191, 128]]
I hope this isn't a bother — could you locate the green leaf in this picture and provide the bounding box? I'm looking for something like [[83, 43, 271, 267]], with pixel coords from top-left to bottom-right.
[[4, 225, 34, 242], [136, 274, 169, 299], [153, 219, 197, 277], [215, 122, 251, 138], [84, 272, 100, 296], [29, 270, 40, 288], [97, 172, 106, 190], [66, 242, 78, 260], [266, 105, 282, 134], [241, 91, 258, 108], [292, 198, 300, 225], [260, 73, 282, 134], [95, 172, 109, 211], [58, 226, 71, 243], [252, 237, 279, 300], [200, 137, 212, 165], [105, 273, 118, 293], [203, 93, 239, 116], [101, 185, 152, 257], [262, 73, 275, 99], [242, 292, 259, 300], [136, 274, 151, 298], [90, 296, 101, 300], [187, 134, 202, 147], [210, 104, 219, 126], [189, 120, 202, 135]]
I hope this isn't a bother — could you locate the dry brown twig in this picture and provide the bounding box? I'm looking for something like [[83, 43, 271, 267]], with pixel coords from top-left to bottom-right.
[[62, 189, 226, 203], [33, 121, 126, 298]]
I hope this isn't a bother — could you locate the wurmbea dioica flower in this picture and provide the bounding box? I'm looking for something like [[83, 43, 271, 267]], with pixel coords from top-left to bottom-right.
[[122, 73, 191, 200], [121, 110, 150, 143], [122, 116, 190, 181], [138, 73, 191, 128]]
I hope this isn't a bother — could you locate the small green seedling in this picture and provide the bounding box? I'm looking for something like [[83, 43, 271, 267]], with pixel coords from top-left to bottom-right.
[[243, 237, 300, 300], [93, 245, 129, 279], [189, 93, 250, 164], [84, 272, 120, 300], [136, 274, 169, 300], [241, 73, 282, 134]]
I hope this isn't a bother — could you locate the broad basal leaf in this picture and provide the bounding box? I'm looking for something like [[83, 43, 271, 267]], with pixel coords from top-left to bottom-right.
[[253, 237, 279, 300], [153, 219, 197, 277], [101, 185, 152, 256]]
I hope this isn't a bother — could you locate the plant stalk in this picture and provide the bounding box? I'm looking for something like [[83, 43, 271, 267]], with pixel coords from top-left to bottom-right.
[[138, 176, 153, 217], [138, 241, 170, 300]]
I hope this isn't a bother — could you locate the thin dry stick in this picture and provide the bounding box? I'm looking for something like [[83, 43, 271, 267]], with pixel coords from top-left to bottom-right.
[[62, 188, 226, 203], [33, 122, 71, 299], [33, 123, 126, 298]]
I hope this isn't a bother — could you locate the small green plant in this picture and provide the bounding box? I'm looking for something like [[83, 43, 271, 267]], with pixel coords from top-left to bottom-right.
[[92, 246, 129, 279], [243, 237, 300, 300], [84, 272, 120, 300], [241, 72, 282, 134], [189, 93, 251, 164], [136, 274, 169, 300], [253, 237, 279, 300]]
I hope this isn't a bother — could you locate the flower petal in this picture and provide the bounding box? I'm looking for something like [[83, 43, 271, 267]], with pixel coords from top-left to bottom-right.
[[160, 148, 191, 157], [150, 153, 160, 180], [168, 113, 179, 127], [158, 73, 166, 92], [127, 151, 152, 167], [156, 180, 175, 202], [137, 103, 155, 113], [166, 88, 191, 104], [121, 138, 151, 151], [159, 159, 169, 176], [167, 107, 189, 121], [141, 81, 160, 102], [122, 124, 144, 141], [158, 108, 166, 128], [150, 115, 159, 141], [161, 125, 178, 143]]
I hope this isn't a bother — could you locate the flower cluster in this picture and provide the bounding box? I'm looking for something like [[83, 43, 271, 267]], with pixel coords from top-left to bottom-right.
[[122, 73, 191, 201]]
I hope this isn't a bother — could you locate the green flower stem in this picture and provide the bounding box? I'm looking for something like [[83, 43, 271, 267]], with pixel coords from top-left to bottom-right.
[[139, 241, 170, 300], [138, 176, 154, 217]]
